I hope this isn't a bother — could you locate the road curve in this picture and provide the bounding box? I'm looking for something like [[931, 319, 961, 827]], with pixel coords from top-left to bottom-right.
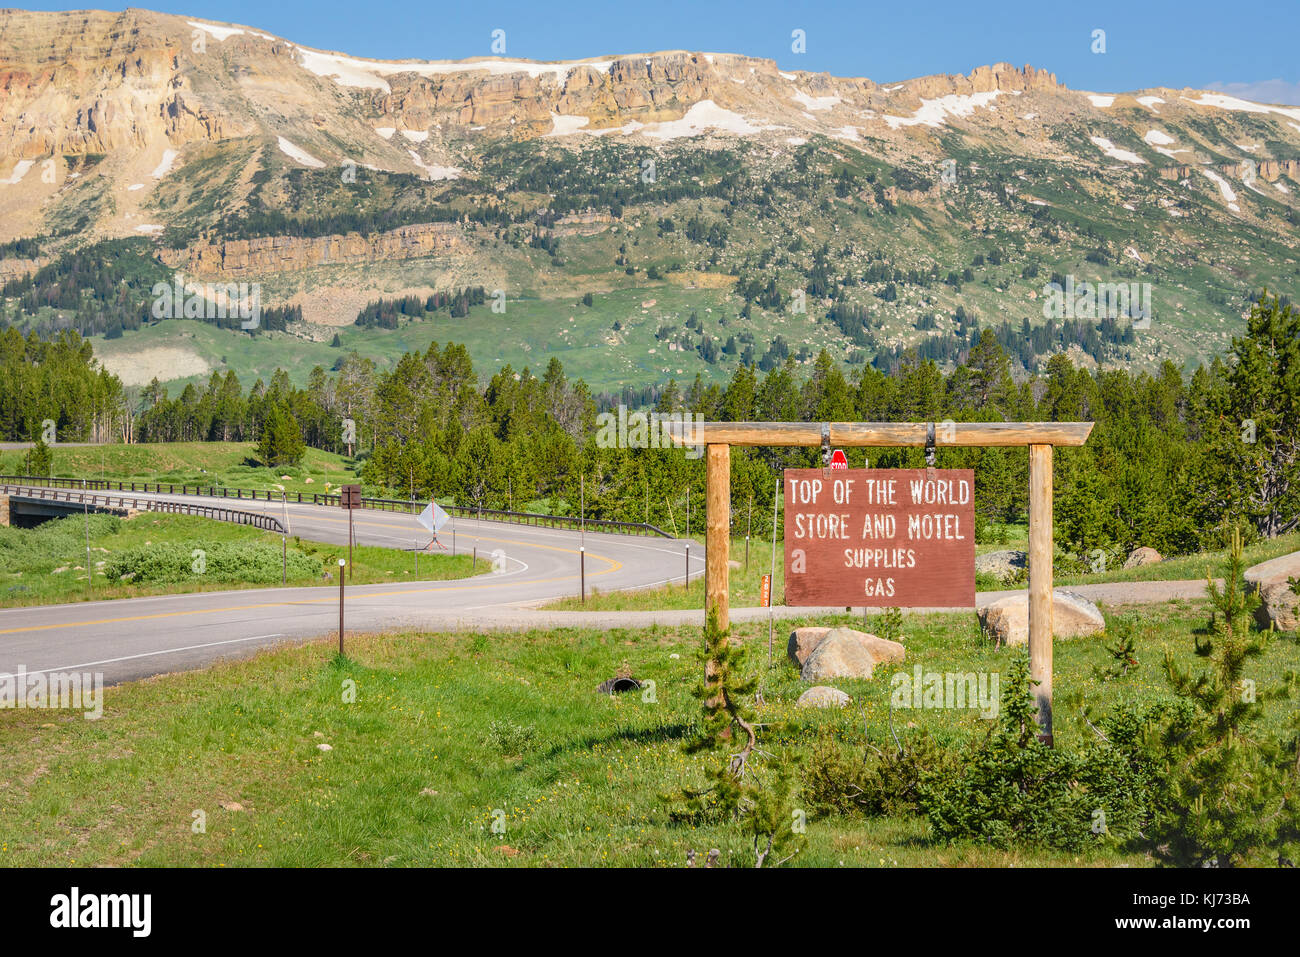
[[1, 489, 703, 684]]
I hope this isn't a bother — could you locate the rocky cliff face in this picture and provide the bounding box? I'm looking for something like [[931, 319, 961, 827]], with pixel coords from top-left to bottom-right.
[[1157, 159, 1300, 181], [0, 8, 1296, 253], [159, 222, 463, 277], [0, 9, 237, 158], [0, 7, 1067, 167]]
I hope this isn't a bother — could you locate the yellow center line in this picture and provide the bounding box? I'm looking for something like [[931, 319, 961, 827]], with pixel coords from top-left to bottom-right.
[[0, 561, 624, 634], [293, 512, 612, 562], [0, 499, 625, 636]]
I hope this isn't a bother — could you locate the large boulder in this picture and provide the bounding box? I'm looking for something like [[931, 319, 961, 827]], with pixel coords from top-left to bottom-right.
[[975, 549, 1028, 581], [787, 627, 831, 667], [796, 686, 852, 709], [1123, 546, 1162, 569], [800, 628, 905, 681], [978, 590, 1105, 646], [1245, 552, 1300, 632]]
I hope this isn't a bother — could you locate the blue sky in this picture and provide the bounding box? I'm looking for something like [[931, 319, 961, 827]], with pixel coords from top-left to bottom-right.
[[24, 0, 1300, 101]]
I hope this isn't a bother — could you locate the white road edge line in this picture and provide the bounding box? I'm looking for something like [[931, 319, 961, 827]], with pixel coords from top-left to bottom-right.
[[0, 632, 285, 677]]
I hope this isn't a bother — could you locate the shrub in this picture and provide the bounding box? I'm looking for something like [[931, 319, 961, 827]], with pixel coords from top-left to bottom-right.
[[803, 728, 958, 818], [919, 654, 1151, 851], [0, 513, 120, 572], [483, 720, 537, 756], [103, 540, 320, 584]]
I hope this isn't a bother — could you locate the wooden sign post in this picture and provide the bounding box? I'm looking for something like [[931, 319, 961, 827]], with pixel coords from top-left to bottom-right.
[[340, 484, 361, 580], [668, 421, 1093, 742]]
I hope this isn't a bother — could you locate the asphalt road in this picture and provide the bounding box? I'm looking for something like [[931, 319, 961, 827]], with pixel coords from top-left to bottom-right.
[[0, 489, 703, 685]]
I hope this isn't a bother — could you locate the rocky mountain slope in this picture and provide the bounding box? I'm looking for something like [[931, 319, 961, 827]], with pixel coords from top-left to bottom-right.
[[1, 8, 1297, 392]]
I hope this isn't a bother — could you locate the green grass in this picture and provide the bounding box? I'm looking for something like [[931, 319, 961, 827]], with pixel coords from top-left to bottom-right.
[[1056, 531, 1300, 586], [0, 512, 475, 608], [1, 441, 359, 497], [0, 597, 1294, 866]]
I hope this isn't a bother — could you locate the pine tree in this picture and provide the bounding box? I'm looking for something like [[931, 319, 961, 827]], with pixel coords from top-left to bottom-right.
[[257, 405, 305, 468], [670, 609, 804, 867], [1145, 527, 1300, 866], [24, 437, 53, 476]]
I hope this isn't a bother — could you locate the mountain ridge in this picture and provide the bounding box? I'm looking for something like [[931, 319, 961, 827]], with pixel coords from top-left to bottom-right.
[[1, 7, 1297, 393]]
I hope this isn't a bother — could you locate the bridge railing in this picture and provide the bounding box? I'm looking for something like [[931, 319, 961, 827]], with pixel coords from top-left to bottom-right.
[[0, 475, 672, 539], [0, 483, 287, 535]]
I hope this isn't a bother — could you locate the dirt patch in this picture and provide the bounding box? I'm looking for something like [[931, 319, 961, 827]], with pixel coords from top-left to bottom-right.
[[98, 346, 211, 386], [665, 270, 737, 289], [289, 285, 444, 327]]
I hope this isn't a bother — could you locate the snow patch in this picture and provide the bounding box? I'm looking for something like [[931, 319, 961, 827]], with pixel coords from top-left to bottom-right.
[[546, 113, 591, 136], [128, 183, 145, 191], [296, 47, 613, 94], [374, 127, 396, 140], [1087, 94, 1115, 107], [0, 159, 34, 185], [1137, 95, 1164, 112], [400, 129, 429, 143], [277, 137, 326, 168], [1090, 136, 1145, 164], [408, 151, 460, 180], [883, 90, 1005, 129], [831, 126, 861, 142], [187, 20, 244, 42], [641, 100, 777, 140], [1200, 168, 1240, 211], [150, 149, 178, 179], [791, 90, 841, 111], [1185, 93, 1300, 123]]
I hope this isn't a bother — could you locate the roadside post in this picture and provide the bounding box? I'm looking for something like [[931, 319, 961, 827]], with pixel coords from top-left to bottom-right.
[[416, 500, 450, 577], [340, 484, 360, 580], [337, 558, 346, 656]]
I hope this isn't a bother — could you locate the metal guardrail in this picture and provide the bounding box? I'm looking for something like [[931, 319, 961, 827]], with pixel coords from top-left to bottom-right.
[[0, 483, 287, 535], [0, 475, 672, 539]]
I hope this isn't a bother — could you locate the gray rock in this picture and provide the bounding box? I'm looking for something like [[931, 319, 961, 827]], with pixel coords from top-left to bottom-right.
[[1245, 552, 1300, 632], [1123, 546, 1162, 569], [978, 589, 1105, 646], [796, 686, 852, 708], [800, 628, 905, 681], [975, 549, 1028, 580], [786, 627, 831, 667]]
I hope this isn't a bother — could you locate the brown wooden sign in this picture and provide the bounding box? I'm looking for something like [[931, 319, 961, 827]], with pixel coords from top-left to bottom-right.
[[783, 468, 975, 607], [340, 484, 361, 509]]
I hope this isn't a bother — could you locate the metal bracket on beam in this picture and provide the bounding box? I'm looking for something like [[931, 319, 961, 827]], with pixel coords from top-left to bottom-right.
[[821, 423, 831, 476], [925, 422, 937, 470]]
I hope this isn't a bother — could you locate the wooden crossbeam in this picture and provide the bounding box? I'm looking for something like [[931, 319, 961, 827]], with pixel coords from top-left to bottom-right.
[[664, 421, 1093, 448]]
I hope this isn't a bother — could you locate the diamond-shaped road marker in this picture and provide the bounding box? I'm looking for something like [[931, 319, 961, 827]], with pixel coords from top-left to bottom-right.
[[417, 501, 450, 533]]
